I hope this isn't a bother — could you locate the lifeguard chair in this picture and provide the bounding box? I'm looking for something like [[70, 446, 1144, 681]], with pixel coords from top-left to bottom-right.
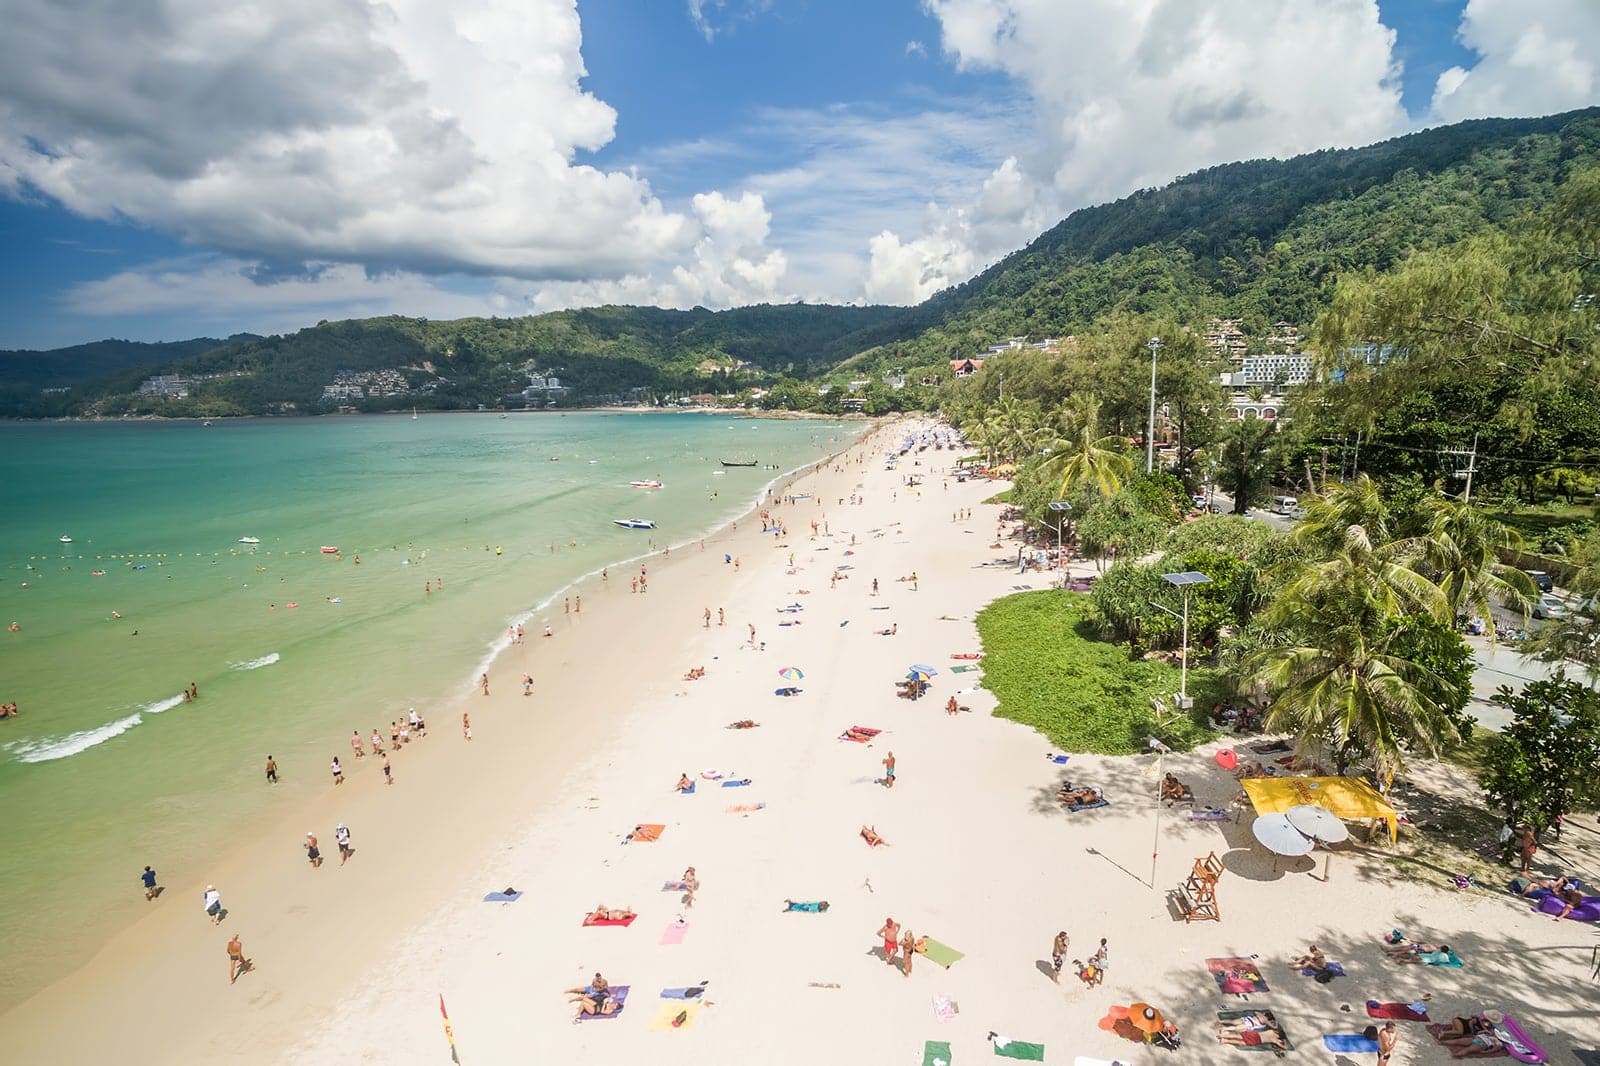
[[1175, 851, 1223, 923]]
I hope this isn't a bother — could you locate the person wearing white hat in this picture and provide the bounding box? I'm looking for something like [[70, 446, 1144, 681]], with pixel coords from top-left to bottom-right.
[[335, 823, 352, 865], [203, 885, 223, 924]]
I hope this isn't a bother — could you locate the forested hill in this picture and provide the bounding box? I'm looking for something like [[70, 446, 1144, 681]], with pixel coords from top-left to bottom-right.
[[0, 336, 237, 403], [860, 106, 1600, 368]]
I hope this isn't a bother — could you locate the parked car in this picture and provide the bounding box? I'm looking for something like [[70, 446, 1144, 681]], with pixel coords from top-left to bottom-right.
[[1533, 594, 1568, 620], [1524, 570, 1555, 593]]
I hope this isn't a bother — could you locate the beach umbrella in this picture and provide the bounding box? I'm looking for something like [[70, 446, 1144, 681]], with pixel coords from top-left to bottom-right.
[[906, 669, 934, 682], [909, 663, 939, 676], [1252, 813, 1314, 858], [1285, 803, 1349, 844], [1128, 1003, 1166, 1037], [778, 666, 804, 681]]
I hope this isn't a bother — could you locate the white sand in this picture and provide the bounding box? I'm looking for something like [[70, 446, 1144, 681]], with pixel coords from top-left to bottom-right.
[[4, 418, 1596, 1064]]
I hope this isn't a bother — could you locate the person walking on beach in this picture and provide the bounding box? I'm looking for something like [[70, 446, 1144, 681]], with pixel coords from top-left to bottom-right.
[[718, 608, 725, 627], [227, 932, 249, 984], [704, 608, 711, 628], [1051, 931, 1069, 983], [1519, 824, 1537, 875], [575, 595, 581, 614], [877, 917, 900, 967], [1377, 1020, 1399, 1064], [522, 674, 533, 696], [335, 823, 352, 865], [204, 885, 223, 924], [265, 755, 278, 784], [390, 721, 401, 750], [380, 752, 393, 785], [351, 730, 364, 758], [748, 623, 757, 647], [871, 578, 879, 596], [140, 865, 159, 901], [305, 832, 322, 868], [330, 756, 343, 785], [882, 751, 896, 789], [480, 673, 490, 696], [683, 866, 699, 908], [370, 729, 383, 756], [462, 712, 473, 741], [1090, 937, 1108, 985]]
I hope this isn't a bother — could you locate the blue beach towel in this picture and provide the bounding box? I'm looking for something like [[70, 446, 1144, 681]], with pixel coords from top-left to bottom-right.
[[1301, 961, 1345, 978], [1046, 753, 1070, 764], [661, 985, 707, 1000], [678, 781, 696, 795], [1069, 797, 1109, 812], [1323, 1034, 1380, 1052], [721, 779, 753, 787], [482, 891, 522, 903]]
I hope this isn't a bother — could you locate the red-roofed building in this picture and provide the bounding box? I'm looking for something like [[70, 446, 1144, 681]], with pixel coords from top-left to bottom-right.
[[950, 358, 984, 377]]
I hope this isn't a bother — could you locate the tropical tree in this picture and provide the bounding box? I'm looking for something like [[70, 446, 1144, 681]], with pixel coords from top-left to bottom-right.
[[1406, 496, 1537, 641], [1040, 393, 1134, 499], [1480, 676, 1600, 833], [1215, 415, 1278, 514]]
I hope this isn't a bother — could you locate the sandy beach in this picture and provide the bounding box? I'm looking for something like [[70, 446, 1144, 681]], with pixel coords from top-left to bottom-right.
[[3, 418, 1596, 1065]]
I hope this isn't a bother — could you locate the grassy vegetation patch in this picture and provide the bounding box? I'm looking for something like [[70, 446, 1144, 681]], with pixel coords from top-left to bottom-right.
[[976, 590, 1219, 754]]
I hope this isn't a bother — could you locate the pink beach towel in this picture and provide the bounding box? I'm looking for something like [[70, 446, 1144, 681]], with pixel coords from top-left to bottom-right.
[[660, 918, 689, 945]]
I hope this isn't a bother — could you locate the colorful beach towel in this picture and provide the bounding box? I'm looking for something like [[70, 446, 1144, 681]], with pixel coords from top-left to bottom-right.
[[726, 802, 767, 813], [647, 1002, 701, 1031], [482, 891, 522, 902], [1069, 797, 1109, 812], [931, 993, 957, 1022], [1189, 806, 1230, 821], [923, 1040, 954, 1066], [1207, 958, 1268, 995], [660, 918, 689, 945], [1424, 949, 1464, 968], [784, 900, 828, 912], [1323, 1034, 1380, 1052], [624, 823, 665, 844], [662, 880, 687, 892], [1425, 1022, 1510, 1058], [575, 985, 629, 1022], [990, 1035, 1045, 1060], [839, 727, 882, 743], [1368, 1000, 1430, 1021], [1301, 960, 1345, 980], [582, 913, 636, 927], [1215, 1008, 1292, 1052], [921, 938, 965, 969]]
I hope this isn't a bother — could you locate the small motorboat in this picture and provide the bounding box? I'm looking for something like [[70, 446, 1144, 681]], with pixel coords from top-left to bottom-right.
[[613, 519, 656, 530], [59, 535, 73, 543], [238, 536, 261, 545], [320, 546, 339, 554], [629, 480, 663, 488], [720, 459, 757, 467]]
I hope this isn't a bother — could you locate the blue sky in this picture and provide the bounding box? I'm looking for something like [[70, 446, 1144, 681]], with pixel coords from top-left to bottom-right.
[[2, 0, 1592, 351]]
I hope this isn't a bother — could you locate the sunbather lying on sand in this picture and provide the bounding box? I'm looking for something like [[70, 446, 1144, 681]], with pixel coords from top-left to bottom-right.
[[843, 727, 877, 741], [784, 899, 829, 912], [683, 666, 705, 680], [676, 773, 694, 793], [587, 905, 635, 923], [1383, 939, 1450, 964], [874, 624, 898, 636], [1214, 1013, 1284, 1047], [1520, 874, 1576, 896], [1436, 1029, 1502, 1054], [860, 825, 888, 847], [726, 719, 759, 729], [1058, 784, 1103, 807], [1552, 886, 1587, 920], [1441, 1011, 1501, 1038], [1234, 761, 1272, 779]]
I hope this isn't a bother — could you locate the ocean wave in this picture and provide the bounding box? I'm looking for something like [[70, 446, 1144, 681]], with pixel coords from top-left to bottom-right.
[[7, 713, 143, 763], [231, 652, 281, 671], [141, 693, 186, 714]]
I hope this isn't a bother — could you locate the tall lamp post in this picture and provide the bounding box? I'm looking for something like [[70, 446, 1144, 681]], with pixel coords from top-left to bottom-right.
[[1048, 500, 1072, 573], [1145, 337, 1162, 473], [1155, 570, 1211, 708]]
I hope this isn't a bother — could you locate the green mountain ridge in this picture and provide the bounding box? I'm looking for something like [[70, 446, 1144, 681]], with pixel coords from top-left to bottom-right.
[[6, 106, 1598, 417]]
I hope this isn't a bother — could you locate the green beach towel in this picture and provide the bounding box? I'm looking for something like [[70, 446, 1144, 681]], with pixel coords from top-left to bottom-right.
[[950, 664, 981, 673], [922, 938, 965, 968], [923, 1039, 953, 1066], [991, 1036, 1045, 1060]]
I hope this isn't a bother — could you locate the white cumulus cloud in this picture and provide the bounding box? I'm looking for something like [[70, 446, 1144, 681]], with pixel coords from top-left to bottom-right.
[[1431, 0, 1600, 122]]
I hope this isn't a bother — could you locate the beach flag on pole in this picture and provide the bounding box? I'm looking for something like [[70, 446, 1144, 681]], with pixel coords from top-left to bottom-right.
[[440, 993, 459, 1063]]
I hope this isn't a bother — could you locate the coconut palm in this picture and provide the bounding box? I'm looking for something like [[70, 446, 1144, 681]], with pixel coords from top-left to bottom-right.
[[1408, 497, 1536, 641], [1040, 393, 1133, 499]]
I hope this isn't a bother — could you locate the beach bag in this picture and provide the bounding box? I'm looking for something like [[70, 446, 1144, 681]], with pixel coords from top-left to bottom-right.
[[1363, 1025, 1379, 1041]]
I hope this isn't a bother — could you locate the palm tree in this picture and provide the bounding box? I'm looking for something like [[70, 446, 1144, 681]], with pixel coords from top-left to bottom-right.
[[1040, 393, 1133, 499], [1244, 564, 1458, 783], [1408, 497, 1536, 641]]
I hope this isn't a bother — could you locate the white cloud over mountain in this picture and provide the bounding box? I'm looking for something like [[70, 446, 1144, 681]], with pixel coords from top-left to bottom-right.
[[1431, 0, 1600, 121]]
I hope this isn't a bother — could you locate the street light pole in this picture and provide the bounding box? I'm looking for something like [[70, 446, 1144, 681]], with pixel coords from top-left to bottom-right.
[[1145, 337, 1161, 474], [1159, 570, 1211, 709]]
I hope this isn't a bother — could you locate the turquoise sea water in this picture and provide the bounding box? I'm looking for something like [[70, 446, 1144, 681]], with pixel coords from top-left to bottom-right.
[[0, 412, 851, 1007]]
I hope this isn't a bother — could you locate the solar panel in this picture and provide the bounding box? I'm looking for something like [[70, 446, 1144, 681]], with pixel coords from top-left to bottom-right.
[[1161, 570, 1212, 587]]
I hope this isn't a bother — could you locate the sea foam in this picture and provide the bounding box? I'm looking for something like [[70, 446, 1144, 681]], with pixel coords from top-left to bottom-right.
[[7, 713, 144, 763], [231, 652, 281, 671]]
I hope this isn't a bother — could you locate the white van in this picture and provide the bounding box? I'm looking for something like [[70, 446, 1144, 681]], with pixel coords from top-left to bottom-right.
[[1271, 495, 1298, 515]]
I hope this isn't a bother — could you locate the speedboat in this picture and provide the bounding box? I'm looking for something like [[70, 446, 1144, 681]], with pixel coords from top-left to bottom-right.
[[629, 480, 663, 488], [59, 535, 72, 543], [238, 536, 261, 545], [613, 519, 656, 530]]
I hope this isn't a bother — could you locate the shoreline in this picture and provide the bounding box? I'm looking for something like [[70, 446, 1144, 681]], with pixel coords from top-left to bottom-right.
[[0, 418, 890, 1057], [1, 407, 877, 425]]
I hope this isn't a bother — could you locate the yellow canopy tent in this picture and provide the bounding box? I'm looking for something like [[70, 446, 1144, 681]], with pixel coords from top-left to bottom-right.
[[1241, 776, 1398, 844]]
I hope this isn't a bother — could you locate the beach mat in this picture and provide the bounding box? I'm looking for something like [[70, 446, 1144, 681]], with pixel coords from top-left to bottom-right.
[[921, 939, 965, 969], [662, 880, 687, 892], [923, 1039, 953, 1066], [1207, 957, 1268, 994], [1426, 1022, 1510, 1058], [1189, 806, 1229, 821], [624, 823, 665, 844], [1426, 950, 1464, 968], [1069, 797, 1109, 812], [951, 664, 981, 673], [1368, 1000, 1429, 1021], [482, 891, 522, 902], [991, 1036, 1045, 1060], [660, 918, 689, 945], [678, 782, 695, 794], [1323, 1034, 1380, 1052], [931, 993, 957, 1022], [1045, 753, 1069, 764], [726, 802, 766, 813], [721, 779, 753, 787], [1300, 961, 1344, 978], [575, 985, 629, 1021], [647, 1002, 702, 1031], [582, 913, 636, 927], [660, 984, 707, 999]]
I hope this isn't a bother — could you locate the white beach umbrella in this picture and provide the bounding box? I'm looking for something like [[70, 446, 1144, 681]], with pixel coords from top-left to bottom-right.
[[1252, 813, 1315, 858], [1285, 803, 1350, 844]]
